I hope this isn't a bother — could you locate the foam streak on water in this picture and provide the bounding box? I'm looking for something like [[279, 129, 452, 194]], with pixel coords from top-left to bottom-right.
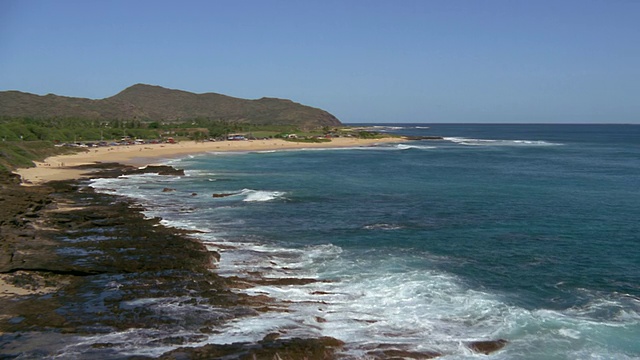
[[443, 137, 563, 146]]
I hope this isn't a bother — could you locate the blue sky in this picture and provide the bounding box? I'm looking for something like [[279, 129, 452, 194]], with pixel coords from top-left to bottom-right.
[[1, 0, 639, 123]]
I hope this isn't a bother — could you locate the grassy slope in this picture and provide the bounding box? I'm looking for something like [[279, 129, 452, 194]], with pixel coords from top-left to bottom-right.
[[0, 141, 80, 175], [0, 84, 342, 130]]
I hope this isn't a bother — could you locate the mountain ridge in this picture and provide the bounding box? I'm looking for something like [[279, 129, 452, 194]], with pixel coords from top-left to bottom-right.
[[0, 84, 342, 129]]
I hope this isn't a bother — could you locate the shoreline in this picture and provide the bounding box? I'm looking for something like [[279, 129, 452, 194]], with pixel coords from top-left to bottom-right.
[[2, 137, 399, 354], [15, 137, 405, 185], [1, 137, 510, 358], [0, 167, 352, 358]]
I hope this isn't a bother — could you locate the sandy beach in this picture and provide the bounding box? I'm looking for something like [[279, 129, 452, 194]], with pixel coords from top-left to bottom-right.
[[15, 137, 405, 185]]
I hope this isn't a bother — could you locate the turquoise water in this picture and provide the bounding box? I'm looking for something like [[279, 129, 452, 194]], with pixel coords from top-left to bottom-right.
[[90, 124, 640, 358]]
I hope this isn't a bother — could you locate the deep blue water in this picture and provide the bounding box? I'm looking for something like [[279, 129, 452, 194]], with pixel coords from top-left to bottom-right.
[[89, 124, 640, 359]]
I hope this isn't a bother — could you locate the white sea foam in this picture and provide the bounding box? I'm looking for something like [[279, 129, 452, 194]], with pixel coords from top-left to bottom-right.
[[563, 292, 640, 323], [558, 328, 582, 339], [239, 189, 286, 202], [158, 218, 217, 233], [395, 143, 437, 150], [363, 223, 404, 230], [211, 254, 516, 355], [356, 125, 406, 132], [198, 237, 640, 358], [444, 137, 562, 147], [182, 169, 218, 177]]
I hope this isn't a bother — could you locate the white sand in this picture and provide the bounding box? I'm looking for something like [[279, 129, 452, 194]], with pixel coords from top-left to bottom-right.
[[15, 137, 405, 185]]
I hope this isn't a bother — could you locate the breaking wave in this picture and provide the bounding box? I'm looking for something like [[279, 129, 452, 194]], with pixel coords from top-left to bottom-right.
[[395, 144, 437, 150], [444, 137, 563, 146], [363, 223, 405, 230], [239, 189, 286, 202]]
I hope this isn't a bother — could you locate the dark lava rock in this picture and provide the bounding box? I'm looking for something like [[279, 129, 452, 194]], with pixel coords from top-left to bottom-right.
[[126, 165, 185, 176], [160, 336, 344, 360], [162, 187, 176, 192], [212, 192, 236, 198], [261, 332, 281, 342], [90, 218, 125, 226], [367, 348, 442, 359], [467, 339, 508, 354], [255, 277, 324, 286], [70, 162, 185, 177], [0, 177, 238, 333]]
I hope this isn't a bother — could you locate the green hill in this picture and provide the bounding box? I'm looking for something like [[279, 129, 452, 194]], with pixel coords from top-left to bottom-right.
[[0, 84, 342, 129]]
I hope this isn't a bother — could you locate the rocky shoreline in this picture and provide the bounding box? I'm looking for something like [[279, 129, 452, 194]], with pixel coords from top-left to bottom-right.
[[0, 165, 351, 359], [1, 164, 506, 359]]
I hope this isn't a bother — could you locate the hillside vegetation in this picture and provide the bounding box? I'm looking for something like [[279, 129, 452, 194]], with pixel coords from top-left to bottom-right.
[[0, 141, 80, 177], [0, 116, 301, 142], [0, 84, 342, 130], [0, 117, 303, 173]]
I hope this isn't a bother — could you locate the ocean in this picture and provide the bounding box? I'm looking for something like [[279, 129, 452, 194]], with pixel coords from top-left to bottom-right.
[[89, 124, 640, 359]]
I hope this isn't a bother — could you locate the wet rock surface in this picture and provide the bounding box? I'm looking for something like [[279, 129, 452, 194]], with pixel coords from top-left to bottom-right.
[[212, 192, 237, 198], [71, 163, 186, 177], [467, 339, 508, 354], [0, 167, 335, 359], [159, 336, 345, 360], [1, 165, 508, 359]]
